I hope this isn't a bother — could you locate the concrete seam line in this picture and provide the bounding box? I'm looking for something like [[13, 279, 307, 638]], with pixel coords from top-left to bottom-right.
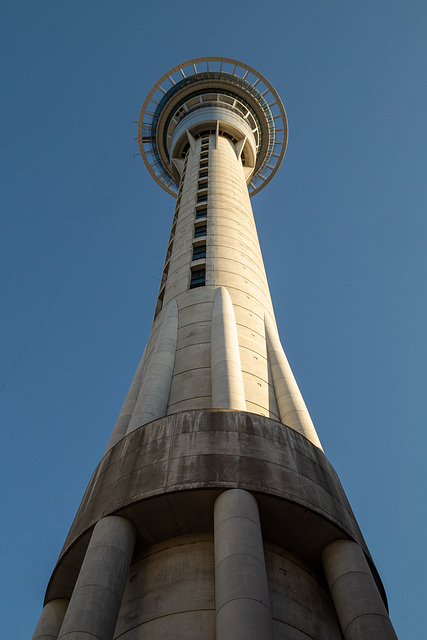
[[214, 513, 261, 528], [60, 634, 101, 640], [343, 611, 393, 633], [114, 607, 215, 640], [164, 364, 211, 375], [72, 583, 122, 602], [215, 554, 266, 571], [216, 595, 272, 616], [133, 538, 213, 561], [113, 608, 215, 640], [270, 617, 317, 640], [84, 544, 134, 560], [162, 451, 293, 469], [328, 568, 376, 591]]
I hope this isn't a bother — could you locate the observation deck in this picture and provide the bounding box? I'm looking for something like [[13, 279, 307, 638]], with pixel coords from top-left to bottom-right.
[[138, 56, 288, 197]]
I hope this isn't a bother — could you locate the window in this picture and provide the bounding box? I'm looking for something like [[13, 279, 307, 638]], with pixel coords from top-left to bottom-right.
[[192, 244, 206, 260], [199, 170, 208, 179], [194, 224, 207, 238], [200, 152, 209, 160], [195, 207, 207, 219], [200, 160, 208, 169], [197, 193, 207, 203], [198, 180, 208, 190], [154, 288, 165, 318], [190, 267, 206, 289]]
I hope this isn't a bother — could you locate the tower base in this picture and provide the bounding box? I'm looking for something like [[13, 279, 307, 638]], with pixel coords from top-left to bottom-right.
[[43, 410, 393, 639]]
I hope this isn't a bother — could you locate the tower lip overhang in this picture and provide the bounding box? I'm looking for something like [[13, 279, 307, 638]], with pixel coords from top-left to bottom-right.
[[138, 56, 288, 197], [44, 410, 389, 612]]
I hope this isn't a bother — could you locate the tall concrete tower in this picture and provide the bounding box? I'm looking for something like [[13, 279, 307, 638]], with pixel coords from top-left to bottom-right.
[[32, 57, 398, 640]]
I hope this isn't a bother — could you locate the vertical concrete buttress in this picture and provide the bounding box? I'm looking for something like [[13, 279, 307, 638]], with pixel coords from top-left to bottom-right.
[[214, 489, 274, 640], [32, 600, 69, 640], [211, 287, 246, 409], [104, 349, 146, 452], [57, 516, 136, 640], [322, 541, 398, 640], [265, 311, 323, 449], [127, 299, 178, 432]]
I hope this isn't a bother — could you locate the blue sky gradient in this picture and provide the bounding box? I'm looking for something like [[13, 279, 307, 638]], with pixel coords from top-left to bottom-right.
[[1, 2, 426, 637]]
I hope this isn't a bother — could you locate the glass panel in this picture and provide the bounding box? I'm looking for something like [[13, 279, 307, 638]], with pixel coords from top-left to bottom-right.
[[190, 268, 206, 289], [192, 245, 206, 260]]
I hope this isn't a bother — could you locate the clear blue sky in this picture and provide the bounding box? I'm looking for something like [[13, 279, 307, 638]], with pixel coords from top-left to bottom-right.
[[1, 2, 426, 638]]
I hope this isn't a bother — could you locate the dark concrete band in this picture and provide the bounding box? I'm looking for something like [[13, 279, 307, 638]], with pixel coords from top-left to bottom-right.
[[46, 410, 384, 607]]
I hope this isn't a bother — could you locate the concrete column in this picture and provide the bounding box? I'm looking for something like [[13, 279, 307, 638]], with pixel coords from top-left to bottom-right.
[[104, 349, 146, 453], [32, 599, 69, 640], [57, 516, 136, 640], [214, 489, 274, 640], [127, 299, 178, 432], [265, 311, 323, 449], [211, 287, 246, 410], [322, 540, 398, 639]]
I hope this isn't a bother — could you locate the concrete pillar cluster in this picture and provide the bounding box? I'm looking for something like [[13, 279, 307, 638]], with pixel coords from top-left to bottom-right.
[[33, 493, 399, 640]]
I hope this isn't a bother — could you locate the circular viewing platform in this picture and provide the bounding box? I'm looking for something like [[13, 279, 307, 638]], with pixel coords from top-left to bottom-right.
[[138, 57, 288, 197]]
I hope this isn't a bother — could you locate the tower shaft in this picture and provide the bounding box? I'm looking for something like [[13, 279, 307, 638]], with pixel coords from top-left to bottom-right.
[[107, 130, 320, 451]]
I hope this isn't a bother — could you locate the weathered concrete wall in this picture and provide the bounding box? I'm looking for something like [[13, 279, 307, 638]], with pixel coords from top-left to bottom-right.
[[265, 544, 342, 639], [42, 410, 393, 639], [111, 532, 348, 640], [46, 411, 372, 605], [114, 534, 215, 640]]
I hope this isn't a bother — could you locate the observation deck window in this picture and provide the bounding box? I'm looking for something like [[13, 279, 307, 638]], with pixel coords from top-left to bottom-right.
[[194, 224, 207, 238], [192, 244, 206, 260], [190, 267, 206, 289], [154, 287, 164, 318]]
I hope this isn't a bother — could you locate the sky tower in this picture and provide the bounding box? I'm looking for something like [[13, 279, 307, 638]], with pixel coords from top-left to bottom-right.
[[32, 57, 398, 640]]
